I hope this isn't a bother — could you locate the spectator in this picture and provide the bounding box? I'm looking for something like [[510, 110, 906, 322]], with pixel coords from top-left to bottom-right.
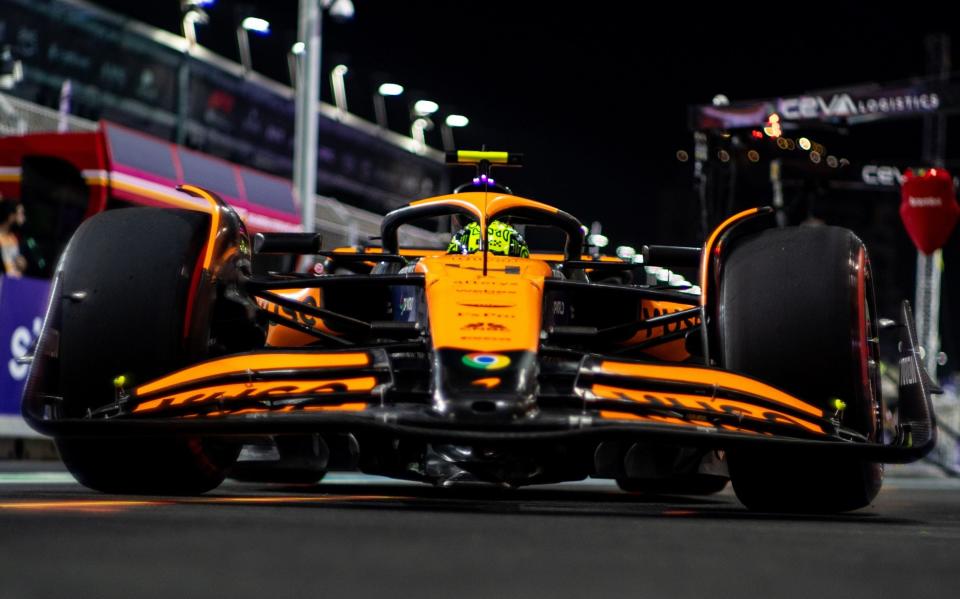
[[0, 197, 26, 277]]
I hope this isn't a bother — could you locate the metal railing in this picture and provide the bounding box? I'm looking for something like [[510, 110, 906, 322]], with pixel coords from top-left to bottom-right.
[[0, 92, 97, 136]]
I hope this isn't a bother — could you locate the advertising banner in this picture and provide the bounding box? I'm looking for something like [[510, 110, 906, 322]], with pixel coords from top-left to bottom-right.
[[0, 275, 50, 418], [691, 82, 957, 130], [900, 168, 959, 254]]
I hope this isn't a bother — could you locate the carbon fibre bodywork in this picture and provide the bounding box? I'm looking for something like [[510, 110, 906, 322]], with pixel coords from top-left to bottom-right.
[[21, 187, 937, 487]]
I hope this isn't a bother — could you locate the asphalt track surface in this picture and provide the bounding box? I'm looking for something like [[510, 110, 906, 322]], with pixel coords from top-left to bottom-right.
[[2, 461, 959, 599]]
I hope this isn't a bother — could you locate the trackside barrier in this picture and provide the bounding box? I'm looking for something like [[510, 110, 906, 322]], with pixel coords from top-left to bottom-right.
[[0, 275, 50, 440], [930, 381, 960, 474]]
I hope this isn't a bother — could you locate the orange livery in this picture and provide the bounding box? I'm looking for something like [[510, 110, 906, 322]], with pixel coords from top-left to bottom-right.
[[21, 149, 937, 513]]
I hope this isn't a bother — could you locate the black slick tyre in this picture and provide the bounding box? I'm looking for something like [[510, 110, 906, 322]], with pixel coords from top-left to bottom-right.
[[718, 225, 883, 513], [54, 207, 238, 494]]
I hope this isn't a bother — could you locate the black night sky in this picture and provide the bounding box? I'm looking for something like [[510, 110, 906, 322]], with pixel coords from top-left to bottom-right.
[[88, 1, 957, 250]]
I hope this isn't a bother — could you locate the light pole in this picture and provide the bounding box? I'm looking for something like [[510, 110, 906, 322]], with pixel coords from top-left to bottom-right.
[[287, 41, 304, 87], [411, 117, 431, 148], [374, 82, 403, 130], [290, 41, 305, 197], [441, 114, 468, 152], [294, 0, 355, 234], [180, 0, 212, 48], [236, 16, 270, 75], [410, 100, 438, 151], [331, 64, 349, 117], [177, 0, 214, 146]]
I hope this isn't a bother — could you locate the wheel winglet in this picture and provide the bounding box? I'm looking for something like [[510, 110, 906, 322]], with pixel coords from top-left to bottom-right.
[[888, 300, 938, 461], [698, 206, 774, 364]]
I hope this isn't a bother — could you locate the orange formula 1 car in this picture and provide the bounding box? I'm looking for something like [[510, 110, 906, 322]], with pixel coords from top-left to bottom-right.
[[22, 151, 936, 512]]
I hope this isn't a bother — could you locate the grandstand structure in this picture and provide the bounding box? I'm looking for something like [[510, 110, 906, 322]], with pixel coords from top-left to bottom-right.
[[0, 0, 449, 248]]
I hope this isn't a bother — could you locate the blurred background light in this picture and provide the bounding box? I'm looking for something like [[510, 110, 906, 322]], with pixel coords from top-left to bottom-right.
[[378, 83, 404, 96], [241, 17, 270, 34], [413, 99, 439, 116]]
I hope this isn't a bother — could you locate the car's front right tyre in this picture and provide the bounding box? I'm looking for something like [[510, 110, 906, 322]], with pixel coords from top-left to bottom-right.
[[54, 208, 239, 494]]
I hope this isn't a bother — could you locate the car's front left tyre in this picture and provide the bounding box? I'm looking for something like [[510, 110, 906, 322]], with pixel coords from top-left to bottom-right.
[[717, 225, 883, 513]]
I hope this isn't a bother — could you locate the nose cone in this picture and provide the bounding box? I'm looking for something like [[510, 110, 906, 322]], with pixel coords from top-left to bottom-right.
[[430, 350, 538, 421]]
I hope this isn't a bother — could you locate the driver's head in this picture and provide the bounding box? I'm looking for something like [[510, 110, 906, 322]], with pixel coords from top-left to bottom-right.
[[446, 220, 529, 258]]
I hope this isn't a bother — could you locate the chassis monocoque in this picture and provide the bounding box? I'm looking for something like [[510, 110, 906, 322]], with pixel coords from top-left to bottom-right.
[[23, 152, 936, 512]]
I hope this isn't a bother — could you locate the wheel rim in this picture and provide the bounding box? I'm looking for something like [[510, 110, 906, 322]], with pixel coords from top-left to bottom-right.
[[852, 246, 882, 441]]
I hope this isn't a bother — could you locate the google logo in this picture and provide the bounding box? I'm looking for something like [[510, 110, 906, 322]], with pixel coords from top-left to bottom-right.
[[461, 353, 511, 370]]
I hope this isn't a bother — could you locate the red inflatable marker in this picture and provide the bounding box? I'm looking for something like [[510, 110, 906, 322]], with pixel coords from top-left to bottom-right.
[[900, 167, 959, 254]]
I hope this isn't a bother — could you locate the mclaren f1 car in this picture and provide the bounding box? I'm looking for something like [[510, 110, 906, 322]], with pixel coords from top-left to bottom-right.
[[22, 150, 937, 512]]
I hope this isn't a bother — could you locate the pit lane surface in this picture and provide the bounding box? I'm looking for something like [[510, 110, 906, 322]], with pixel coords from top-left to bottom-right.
[[1, 461, 959, 599]]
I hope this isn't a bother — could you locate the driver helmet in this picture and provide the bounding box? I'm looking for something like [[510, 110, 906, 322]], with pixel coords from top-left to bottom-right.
[[446, 220, 529, 258]]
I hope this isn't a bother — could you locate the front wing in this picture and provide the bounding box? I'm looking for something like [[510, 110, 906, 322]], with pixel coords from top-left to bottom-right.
[[24, 302, 936, 464]]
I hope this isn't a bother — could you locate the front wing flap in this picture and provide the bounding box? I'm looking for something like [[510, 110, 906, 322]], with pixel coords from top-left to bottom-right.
[[26, 303, 936, 464]]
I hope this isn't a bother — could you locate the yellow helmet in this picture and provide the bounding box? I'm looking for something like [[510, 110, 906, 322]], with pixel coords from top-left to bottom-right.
[[446, 220, 529, 258]]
